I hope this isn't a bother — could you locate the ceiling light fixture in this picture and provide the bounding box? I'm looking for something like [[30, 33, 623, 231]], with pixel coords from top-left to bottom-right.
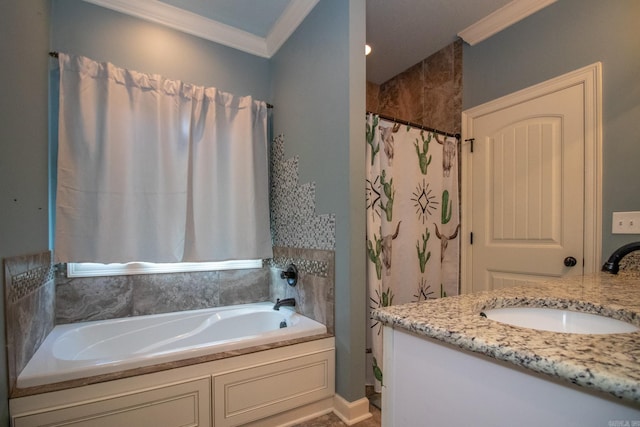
[[365, 44, 372, 56]]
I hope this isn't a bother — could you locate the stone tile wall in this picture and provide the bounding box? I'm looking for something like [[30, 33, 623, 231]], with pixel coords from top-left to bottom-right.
[[366, 81, 380, 113], [367, 39, 462, 135], [268, 135, 337, 334], [3, 251, 55, 394], [270, 135, 336, 250], [270, 247, 334, 334], [55, 266, 270, 324]]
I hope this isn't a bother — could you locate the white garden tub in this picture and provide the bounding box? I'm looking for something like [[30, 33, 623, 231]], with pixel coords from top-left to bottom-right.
[[18, 302, 326, 388]]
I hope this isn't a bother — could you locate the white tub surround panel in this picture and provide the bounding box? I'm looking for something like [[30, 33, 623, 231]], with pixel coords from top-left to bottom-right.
[[10, 338, 335, 427]]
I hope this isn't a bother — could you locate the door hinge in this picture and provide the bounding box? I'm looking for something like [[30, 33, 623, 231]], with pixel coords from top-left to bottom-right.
[[465, 138, 475, 153], [470, 232, 473, 245]]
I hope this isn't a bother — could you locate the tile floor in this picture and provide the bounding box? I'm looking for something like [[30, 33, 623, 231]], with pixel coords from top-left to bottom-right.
[[292, 391, 381, 427], [291, 404, 381, 427]]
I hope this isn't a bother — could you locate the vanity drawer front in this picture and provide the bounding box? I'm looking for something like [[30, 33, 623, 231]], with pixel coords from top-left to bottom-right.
[[12, 377, 211, 427]]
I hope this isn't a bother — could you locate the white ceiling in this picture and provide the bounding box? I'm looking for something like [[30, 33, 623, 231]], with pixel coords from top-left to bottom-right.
[[84, 0, 555, 84]]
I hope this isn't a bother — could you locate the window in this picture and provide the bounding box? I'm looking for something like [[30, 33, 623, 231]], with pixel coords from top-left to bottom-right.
[[66, 259, 263, 278], [54, 53, 272, 264]]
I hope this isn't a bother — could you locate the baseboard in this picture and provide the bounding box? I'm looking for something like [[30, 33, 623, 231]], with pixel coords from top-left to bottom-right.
[[333, 394, 372, 425], [242, 397, 334, 427]]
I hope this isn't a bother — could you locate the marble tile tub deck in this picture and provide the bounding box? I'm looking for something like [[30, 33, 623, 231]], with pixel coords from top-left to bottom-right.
[[372, 272, 640, 404]]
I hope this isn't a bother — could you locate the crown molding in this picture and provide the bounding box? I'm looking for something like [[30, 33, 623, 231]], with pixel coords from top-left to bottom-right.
[[458, 0, 557, 46], [82, 0, 317, 58], [266, 0, 320, 56]]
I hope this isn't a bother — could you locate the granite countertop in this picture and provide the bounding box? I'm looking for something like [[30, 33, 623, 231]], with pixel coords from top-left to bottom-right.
[[372, 272, 640, 404]]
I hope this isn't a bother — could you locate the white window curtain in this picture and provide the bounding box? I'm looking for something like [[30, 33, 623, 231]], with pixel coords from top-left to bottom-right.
[[55, 53, 272, 263]]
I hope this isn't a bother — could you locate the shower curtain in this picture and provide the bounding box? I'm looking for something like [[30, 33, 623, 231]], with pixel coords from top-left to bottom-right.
[[366, 113, 460, 391]]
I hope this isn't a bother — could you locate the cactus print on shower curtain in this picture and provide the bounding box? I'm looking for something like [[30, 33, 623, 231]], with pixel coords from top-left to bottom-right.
[[366, 113, 460, 392]]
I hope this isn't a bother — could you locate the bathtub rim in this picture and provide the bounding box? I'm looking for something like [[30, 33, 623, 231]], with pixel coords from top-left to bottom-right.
[[50, 303, 307, 361], [10, 336, 336, 427], [15, 302, 330, 395]]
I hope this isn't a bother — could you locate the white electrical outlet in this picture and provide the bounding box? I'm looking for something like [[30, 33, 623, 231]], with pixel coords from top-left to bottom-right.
[[612, 211, 640, 234]]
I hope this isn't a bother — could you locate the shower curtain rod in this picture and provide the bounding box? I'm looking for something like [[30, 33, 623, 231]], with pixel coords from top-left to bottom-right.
[[367, 111, 460, 139], [48, 51, 274, 109]]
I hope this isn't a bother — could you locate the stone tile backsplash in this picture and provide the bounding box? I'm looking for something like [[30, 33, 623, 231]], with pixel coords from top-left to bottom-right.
[[268, 134, 337, 333], [619, 251, 640, 274], [270, 246, 335, 334], [270, 134, 336, 251], [3, 251, 55, 394], [55, 267, 270, 324]]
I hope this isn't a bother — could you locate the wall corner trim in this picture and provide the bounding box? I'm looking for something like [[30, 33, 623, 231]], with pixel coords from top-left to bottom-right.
[[80, 0, 317, 58], [332, 394, 372, 426], [458, 0, 557, 46]]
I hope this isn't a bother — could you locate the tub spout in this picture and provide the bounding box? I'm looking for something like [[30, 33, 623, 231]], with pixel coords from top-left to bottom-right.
[[273, 298, 296, 310], [602, 241, 640, 274]]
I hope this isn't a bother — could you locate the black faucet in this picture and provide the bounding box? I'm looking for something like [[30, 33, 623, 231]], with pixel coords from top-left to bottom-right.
[[602, 241, 640, 274], [273, 298, 296, 310], [280, 264, 298, 287]]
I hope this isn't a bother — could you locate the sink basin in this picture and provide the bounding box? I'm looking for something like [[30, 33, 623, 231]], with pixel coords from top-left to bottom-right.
[[482, 307, 639, 334]]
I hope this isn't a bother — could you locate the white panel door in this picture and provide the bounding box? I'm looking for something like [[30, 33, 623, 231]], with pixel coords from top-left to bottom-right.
[[462, 64, 602, 293]]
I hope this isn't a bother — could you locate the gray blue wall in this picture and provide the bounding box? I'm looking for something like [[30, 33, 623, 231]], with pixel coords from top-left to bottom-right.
[[0, 1, 51, 424], [52, 0, 367, 403], [4, 1, 637, 421], [463, 0, 640, 260], [0, 0, 367, 418], [51, 0, 270, 100], [270, 0, 367, 402]]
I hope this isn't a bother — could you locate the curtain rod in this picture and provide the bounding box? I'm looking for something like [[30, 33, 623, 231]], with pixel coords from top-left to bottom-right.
[[48, 51, 274, 109], [367, 111, 460, 139]]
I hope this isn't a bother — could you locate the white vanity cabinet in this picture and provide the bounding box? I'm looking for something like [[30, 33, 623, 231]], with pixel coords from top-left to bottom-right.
[[382, 326, 640, 427]]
